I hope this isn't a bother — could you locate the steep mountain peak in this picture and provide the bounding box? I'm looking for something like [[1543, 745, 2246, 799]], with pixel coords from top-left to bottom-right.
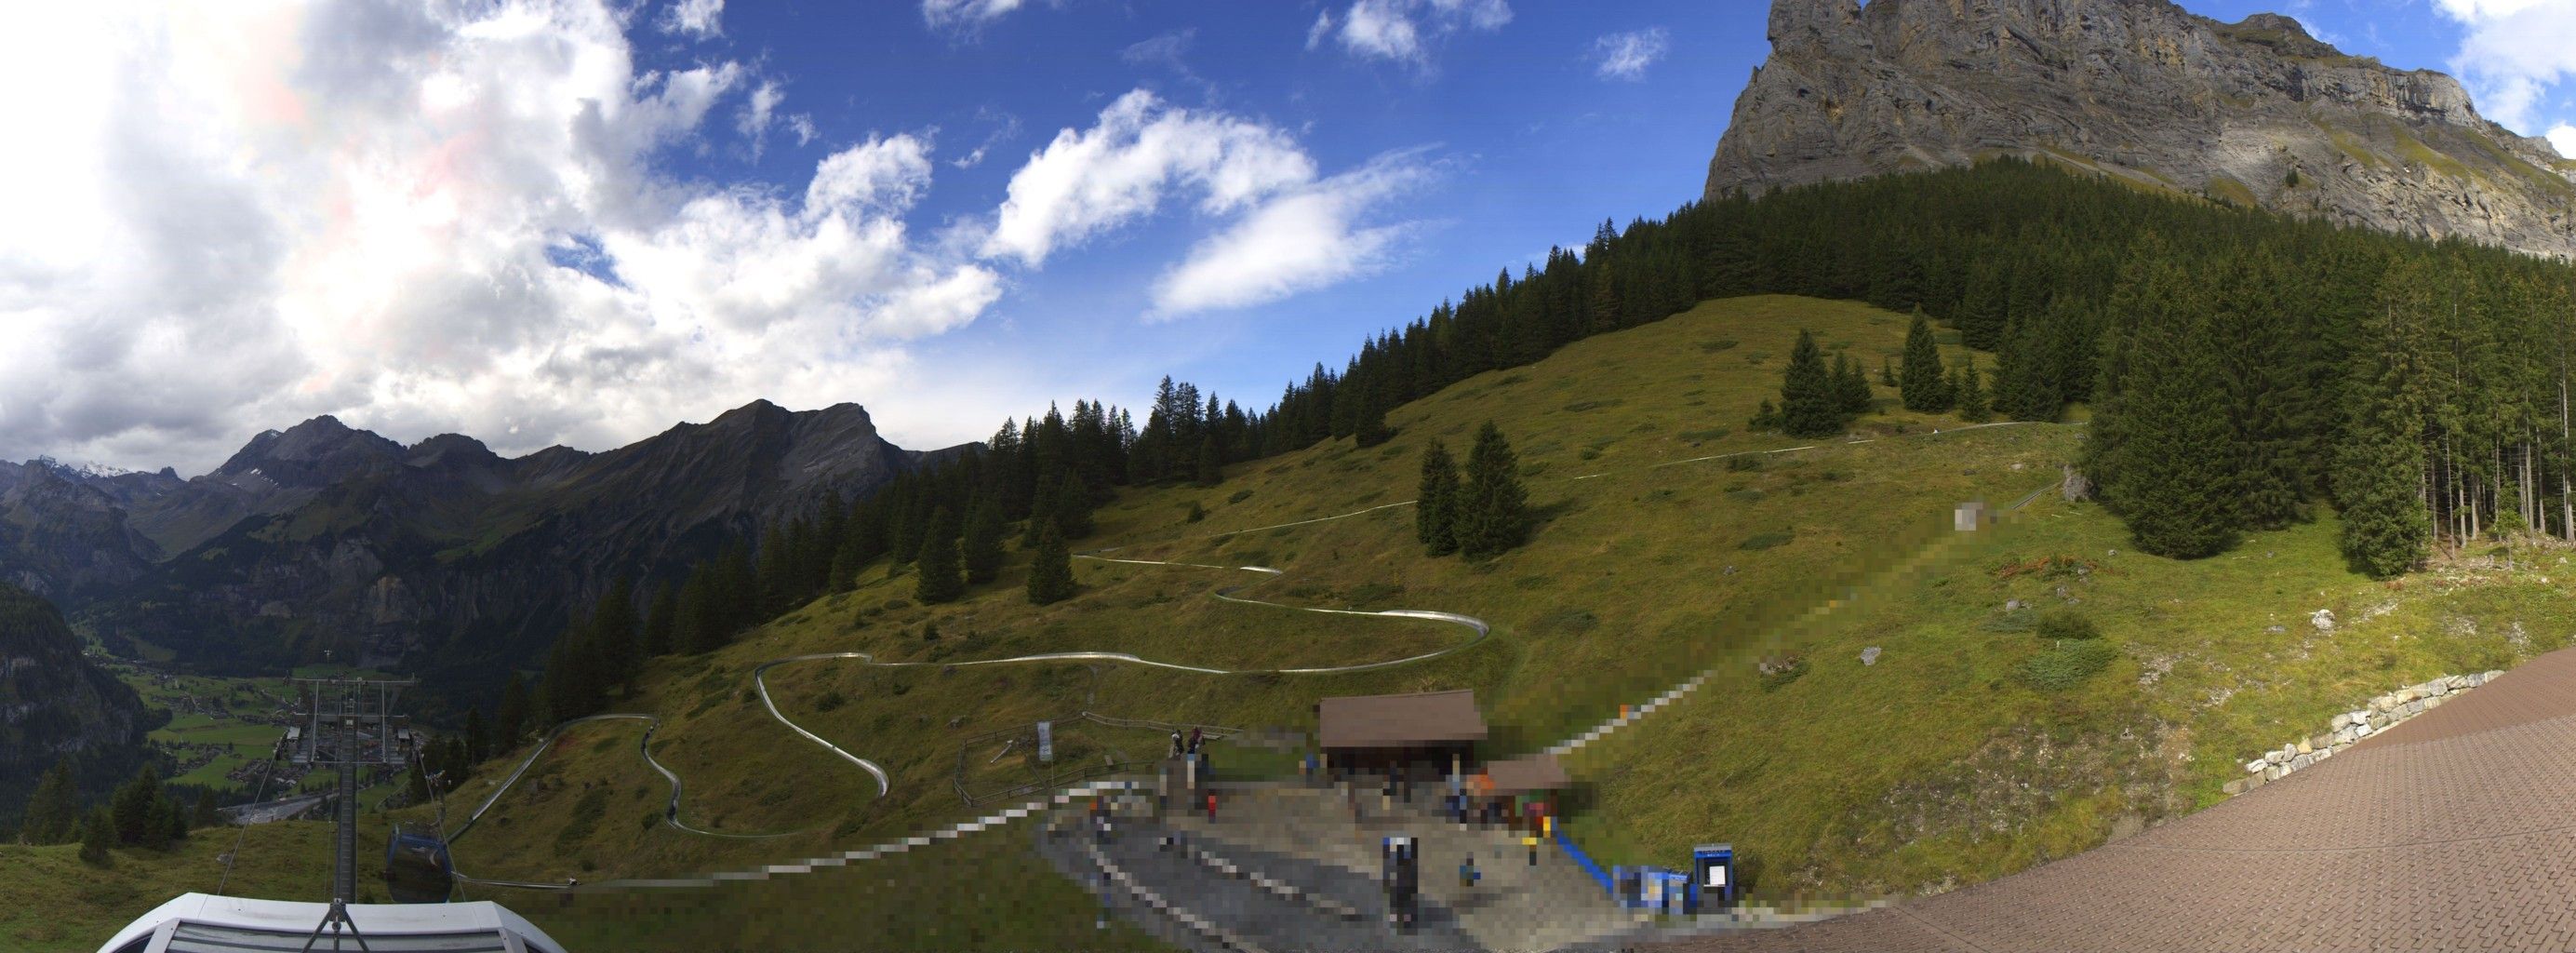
[[1709, 0, 2576, 259], [214, 413, 404, 487]]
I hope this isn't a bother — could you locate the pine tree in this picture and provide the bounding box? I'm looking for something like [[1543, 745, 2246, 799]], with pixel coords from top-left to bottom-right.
[[1021, 471, 1061, 549], [112, 766, 167, 849], [79, 806, 113, 866], [961, 498, 1006, 584], [1748, 399, 1782, 431], [1195, 434, 1223, 487], [1416, 440, 1462, 557], [640, 584, 677, 657], [681, 567, 726, 654], [494, 671, 530, 748], [591, 576, 639, 695], [161, 794, 186, 844], [1956, 361, 1992, 423], [1833, 353, 1874, 416], [1050, 469, 1096, 539], [2337, 274, 2436, 576], [1457, 423, 1530, 558], [1779, 329, 1843, 437], [1026, 524, 1076, 605], [21, 759, 78, 844], [914, 506, 965, 604], [2102, 307, 2240, 558], [1901, 309, 1954, 412]]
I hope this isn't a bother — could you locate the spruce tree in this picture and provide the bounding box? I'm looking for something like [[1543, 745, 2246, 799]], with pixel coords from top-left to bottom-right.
[[1195, 434, 1223, 487], [1026, 524, 1075, 605], [192, 789, 220, 830], [1879, 357, 1899, 388], [1416, 440, 1462, 557], [21, 759, 78, 844], [79, 806, 112, 866], [112, 766, 166, 849], [2102, 308, 2240, 558], [2336, 284, 2435, 576], [1901, 309, 1954, 412], [1779, 329, 1842, 437], [961, 498, 1006, 584], [1021, 472, 1061, 549], [1457, 423, 1530, 558], [494, 671, 530, 748], [1050, 469, 1096, 539], [592, 576, 639, 695], [640, 584, 677, 657], [1956, 362, 1992, 423], [1993, 313, 2062, 422], [914, 506, 965, 604], [1833, 353, 1874, 416]]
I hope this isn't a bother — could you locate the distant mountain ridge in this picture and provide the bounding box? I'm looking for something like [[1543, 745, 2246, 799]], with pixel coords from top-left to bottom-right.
[[1708, 0, 2576, 260], [0, 400, 965, 681]]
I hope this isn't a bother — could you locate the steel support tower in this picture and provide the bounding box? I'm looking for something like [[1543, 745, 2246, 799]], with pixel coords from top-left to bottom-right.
[[286, 678, 418, 906]]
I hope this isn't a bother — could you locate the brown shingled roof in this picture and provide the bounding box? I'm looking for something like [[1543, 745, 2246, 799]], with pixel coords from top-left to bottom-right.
[[1479, 754, 1569, 795], [1317, 689, 1488, 749]]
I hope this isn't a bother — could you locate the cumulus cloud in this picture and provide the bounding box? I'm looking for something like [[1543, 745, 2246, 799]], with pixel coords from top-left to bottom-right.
[[1590, 27, 1668, 81], [982, 90, 1316, 265], [2431, 0, 2576, 136], [922, 0, 1024, 32], [661, 0, 723, 38], [1150, 152, 1431, 316], [0, 1, 1003, 473], [1313, 0, 1511, 69], [2550, 125, 2576, 157], [981, 90, 1431, 317]]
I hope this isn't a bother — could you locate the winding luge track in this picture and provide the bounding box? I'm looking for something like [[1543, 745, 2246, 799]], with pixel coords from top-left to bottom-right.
[[447, 422, 2059, 891]]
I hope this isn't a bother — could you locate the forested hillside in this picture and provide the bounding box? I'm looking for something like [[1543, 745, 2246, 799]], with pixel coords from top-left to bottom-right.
[[524, 159, 2574, 725]]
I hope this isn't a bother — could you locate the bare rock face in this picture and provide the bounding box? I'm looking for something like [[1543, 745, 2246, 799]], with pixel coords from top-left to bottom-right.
[[1710, 0, 2576, 260]]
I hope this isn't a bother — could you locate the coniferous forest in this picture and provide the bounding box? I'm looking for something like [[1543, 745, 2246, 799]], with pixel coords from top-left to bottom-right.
[[520, 158, 2576, 728]]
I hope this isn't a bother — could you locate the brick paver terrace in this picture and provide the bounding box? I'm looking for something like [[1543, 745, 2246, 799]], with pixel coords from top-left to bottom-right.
[[1667, 646, 2576, 952]]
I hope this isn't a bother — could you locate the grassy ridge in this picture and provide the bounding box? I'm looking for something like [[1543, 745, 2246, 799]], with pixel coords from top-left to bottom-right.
[[33, 293, 2576, 948]]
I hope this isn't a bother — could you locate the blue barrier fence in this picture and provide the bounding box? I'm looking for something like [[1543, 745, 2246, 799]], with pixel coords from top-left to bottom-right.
[[1553, 828, 1616, 894]]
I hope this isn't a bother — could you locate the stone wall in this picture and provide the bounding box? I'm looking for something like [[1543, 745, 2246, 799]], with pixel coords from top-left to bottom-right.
[[2221, 670, 2504, 797]]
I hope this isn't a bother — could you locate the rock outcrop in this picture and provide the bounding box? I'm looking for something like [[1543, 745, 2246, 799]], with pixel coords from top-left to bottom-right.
[[1709, 0, 2576, 260]]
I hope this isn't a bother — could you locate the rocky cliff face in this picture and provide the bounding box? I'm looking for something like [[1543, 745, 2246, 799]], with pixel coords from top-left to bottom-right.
[[1709, 0, 2576, 260], [0, 584, 148, 816], [0, 401, 955, 682]]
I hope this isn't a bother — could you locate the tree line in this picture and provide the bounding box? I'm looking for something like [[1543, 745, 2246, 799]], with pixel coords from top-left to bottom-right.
[[490, 156, 2573, 758]]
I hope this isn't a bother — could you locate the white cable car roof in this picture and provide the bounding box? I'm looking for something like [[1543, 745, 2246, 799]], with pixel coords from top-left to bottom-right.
[[96, 893, 567, 953]]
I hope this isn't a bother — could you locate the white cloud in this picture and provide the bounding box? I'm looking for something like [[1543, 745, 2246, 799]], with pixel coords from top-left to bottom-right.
[[0, 1, 1003, 473], [737, 80, 783, 158], [2550, 125, 2576, 157], [661, 0, 723, 38], [982, 89, 1433, 317], [1150, 153, 1431, 316], [982, 90, 1316, 265], [2432, 0, 2576, 134], [1591, 28, 1668, 81], [1315, 0, 1511, 69], [922, 0, 1023, 32], [787, 114, 817, 147]]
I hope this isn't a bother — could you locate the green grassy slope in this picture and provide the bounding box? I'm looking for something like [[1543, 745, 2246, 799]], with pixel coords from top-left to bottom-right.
[[30, 293, 2576, 948]]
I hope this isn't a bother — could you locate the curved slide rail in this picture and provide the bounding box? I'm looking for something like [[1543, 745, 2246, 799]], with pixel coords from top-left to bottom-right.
[[449, 713, 803, 849], [451, 421, 2062, 890]]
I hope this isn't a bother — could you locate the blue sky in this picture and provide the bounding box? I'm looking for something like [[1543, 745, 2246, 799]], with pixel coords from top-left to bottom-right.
[[0, 0, 2568, 474]]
